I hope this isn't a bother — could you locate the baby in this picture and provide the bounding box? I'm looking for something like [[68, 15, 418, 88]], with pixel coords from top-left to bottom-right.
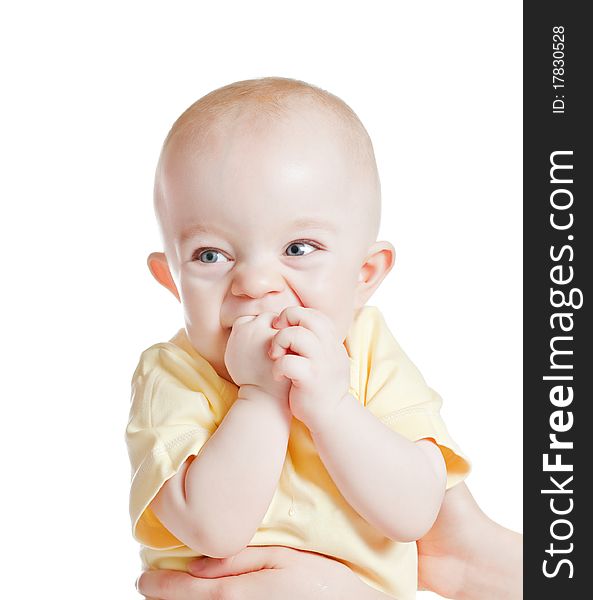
[[126, 77, 470, 599]]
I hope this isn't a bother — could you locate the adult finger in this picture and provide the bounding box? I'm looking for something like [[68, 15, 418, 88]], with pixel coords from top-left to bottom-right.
[[137, 569, 219, 600], [188, 545, 287, 578]]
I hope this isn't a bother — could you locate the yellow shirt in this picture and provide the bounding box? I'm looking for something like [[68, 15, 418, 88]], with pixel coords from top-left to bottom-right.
[[126, 305, 470, 599]]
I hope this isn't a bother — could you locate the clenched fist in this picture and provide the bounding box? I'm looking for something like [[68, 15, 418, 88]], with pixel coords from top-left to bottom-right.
[[224, 311, 291, 400], [268, 306, 351, 432]]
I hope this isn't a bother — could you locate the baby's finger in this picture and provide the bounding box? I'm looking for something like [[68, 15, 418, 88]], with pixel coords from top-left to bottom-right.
[[269, 326, 318, 359], [273, 306, 335, 340], [272, 353, 311, 384], [231, 314, 257, 329]]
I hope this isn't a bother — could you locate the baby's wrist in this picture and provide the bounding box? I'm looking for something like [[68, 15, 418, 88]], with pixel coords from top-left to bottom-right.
[[301, 391, 352, 436], [238, 384, 289, 410]]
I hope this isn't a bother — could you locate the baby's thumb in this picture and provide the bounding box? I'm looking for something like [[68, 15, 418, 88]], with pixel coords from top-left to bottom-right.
[[188, 546, 282, 578]]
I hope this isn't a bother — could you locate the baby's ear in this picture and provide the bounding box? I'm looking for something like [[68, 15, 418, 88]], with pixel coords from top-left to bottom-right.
[[147, 252, 180, 302], [355, 241, 395, 307]]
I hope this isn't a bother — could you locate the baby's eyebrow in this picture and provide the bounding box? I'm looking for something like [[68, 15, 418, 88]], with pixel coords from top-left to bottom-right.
[[179, 223, 225, 242], [288, 217, 338, 233], [179, 218, 337, 242]]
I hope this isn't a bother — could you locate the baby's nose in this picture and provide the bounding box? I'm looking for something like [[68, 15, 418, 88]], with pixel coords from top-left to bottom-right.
[[231, 262, 285, 299]]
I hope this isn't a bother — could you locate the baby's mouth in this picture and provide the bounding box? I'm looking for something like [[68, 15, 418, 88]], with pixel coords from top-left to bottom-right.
[[223, 313, 256, 330], [225, 301, 302, 329], [225, 310, 281, 330]]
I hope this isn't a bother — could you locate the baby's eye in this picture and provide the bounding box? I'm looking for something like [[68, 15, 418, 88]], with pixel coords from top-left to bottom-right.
[[193, 248, 229, 264], [285, 240, 319, 257]]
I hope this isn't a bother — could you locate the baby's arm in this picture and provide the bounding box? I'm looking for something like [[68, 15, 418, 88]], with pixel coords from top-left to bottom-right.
[[311, 393, 447, 542], [150, 313, 293, 558], [150, 384, 292, 558], [269, 306, 447, 543]]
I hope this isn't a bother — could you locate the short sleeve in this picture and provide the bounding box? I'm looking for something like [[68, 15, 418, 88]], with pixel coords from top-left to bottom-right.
[[125, 342, 227, 549], [375, 388, 470, 489], [349, 307, 471, 489]]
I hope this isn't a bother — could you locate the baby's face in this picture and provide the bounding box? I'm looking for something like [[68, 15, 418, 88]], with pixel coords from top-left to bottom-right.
[[157, 107, 380, 382]]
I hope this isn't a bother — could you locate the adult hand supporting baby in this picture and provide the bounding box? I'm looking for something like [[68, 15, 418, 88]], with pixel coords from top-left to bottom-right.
[[417, 483, 523, 600], [137, 483, 523, 600], [136, 545, 390, 600]]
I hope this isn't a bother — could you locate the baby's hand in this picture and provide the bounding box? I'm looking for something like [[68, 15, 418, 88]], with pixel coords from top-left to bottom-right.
[[224, 312, 291, 400], [269, 306, 351, 432]]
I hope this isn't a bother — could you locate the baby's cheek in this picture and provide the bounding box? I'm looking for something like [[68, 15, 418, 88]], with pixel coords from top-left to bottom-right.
[[323, 290, 359, 341], [292, 270, 339, 303]]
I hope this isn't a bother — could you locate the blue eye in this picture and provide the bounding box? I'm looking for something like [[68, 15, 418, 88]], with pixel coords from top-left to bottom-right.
[[193, 248, 229, 263], [285, 241, 319, 257]]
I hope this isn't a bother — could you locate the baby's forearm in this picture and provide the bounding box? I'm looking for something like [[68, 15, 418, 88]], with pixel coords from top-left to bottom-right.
[[152, 386, 292, 558], [311, 393, 446, 542]]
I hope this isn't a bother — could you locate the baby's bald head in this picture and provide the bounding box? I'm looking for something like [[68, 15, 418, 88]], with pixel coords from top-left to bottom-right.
[[153, 77, 381, 257], [148, 79, 394, 369]]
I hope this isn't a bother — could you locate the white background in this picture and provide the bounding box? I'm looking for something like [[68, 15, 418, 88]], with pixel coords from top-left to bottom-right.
[[1, 2, 522, 598]]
